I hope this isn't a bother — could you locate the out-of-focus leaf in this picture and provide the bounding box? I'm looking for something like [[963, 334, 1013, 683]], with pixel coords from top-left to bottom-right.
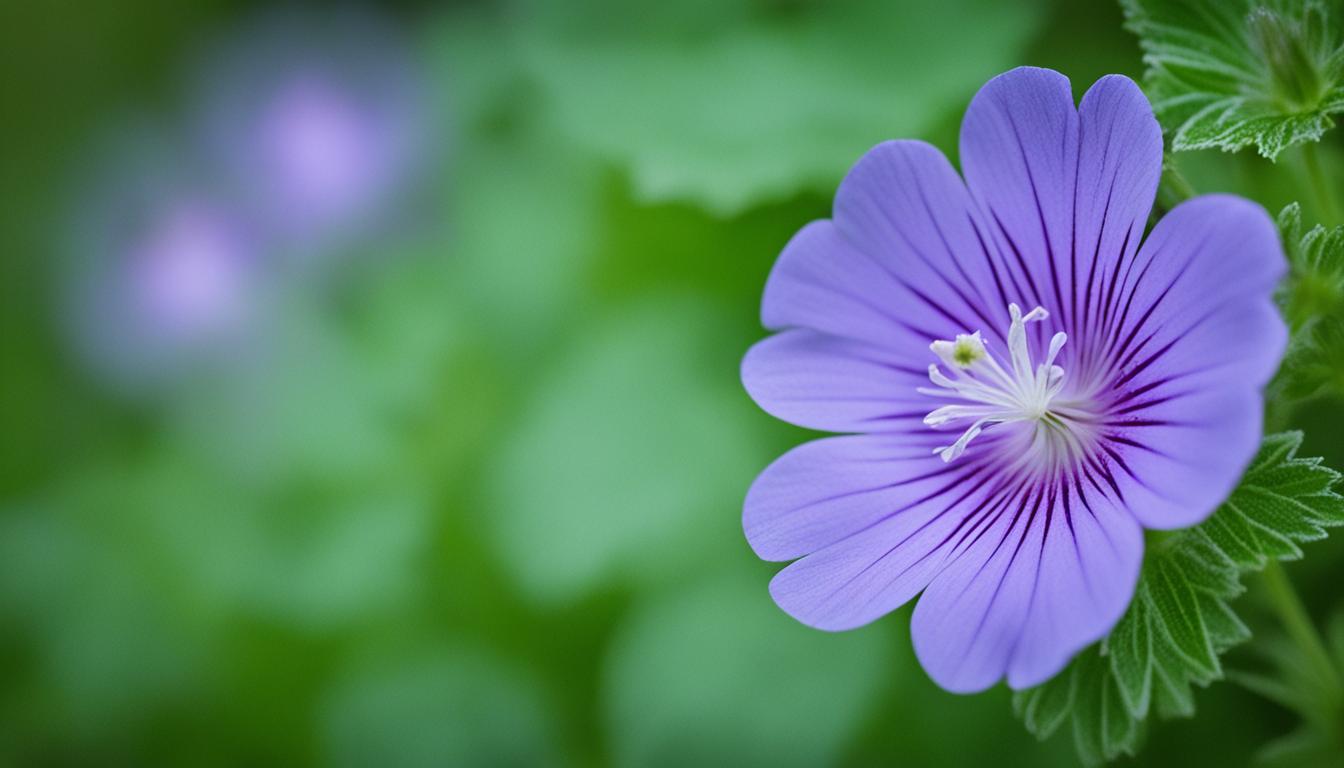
[[1122, 0, 1344, 158], [447, 131, 601, 355], [604, 573, 891, 768], [1228, 608, 1344, 764], [1279, 202, 1344, 327], [322, 649, 557, 768], [1014, 433, 1344, 765], [520, 0, 1045, 215], [170, 245, 488, 484], [0, 498, 207, 739], [485, 294, 769, 605], [1275, 203, 1344, 398], [145, 472, 435, 629], [1278, 316, 1344, 400]]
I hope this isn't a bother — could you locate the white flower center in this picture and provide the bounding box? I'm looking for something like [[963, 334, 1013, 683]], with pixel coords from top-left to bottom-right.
[[921, 303, 1071, 462]]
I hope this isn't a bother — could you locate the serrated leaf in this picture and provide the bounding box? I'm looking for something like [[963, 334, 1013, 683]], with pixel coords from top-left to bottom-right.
[[1275, 203, 1344, 398], [1150, 556, 1223, 677], [1014, 665, 1076, 739], [1107, 595, 1153, 717], [1070, 651, 1143, 765], [1015, 432, 1344, 763], [1122, 0, 1344, 158]]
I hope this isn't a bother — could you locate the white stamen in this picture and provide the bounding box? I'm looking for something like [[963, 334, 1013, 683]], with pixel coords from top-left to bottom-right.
[[922, 303, 1070, 462]]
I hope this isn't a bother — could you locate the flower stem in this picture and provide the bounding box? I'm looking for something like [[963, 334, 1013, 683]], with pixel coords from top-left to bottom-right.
[[1302, 141, 1341, 227], [1163, 162, 1198, 201], [1154, 158, 1197, 216], [1260, 560, 1342, 695]]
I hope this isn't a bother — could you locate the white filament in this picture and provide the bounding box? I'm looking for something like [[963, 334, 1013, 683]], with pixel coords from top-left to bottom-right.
[[921, 304, 1068, 462]]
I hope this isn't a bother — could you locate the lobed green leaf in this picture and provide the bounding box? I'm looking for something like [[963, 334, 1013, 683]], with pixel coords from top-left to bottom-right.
[[1121, 0, 1344, 159]]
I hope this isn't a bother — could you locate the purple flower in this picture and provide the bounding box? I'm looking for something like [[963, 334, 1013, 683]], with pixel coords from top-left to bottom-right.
[[193, 7, 430, 250], [121, 200, 254, 344], [65, 137, 260, 390], [741, 68, 1286, 693]]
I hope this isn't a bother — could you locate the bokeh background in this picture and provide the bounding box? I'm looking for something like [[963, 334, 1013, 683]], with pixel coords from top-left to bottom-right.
[[2, 1, 1342, 765]]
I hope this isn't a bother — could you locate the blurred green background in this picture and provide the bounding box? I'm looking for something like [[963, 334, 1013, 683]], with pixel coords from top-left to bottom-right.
[[2, 1, 1342, 765]]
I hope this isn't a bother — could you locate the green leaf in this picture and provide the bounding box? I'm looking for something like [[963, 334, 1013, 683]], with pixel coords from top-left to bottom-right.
[[322, 649, 558, 768], [603, 574, 892, 768], [484, 295, 771, 604], [1121, 0, 1344, 159], [1014, 432, 1344, 764], [1275, 203, 1344, 398], [1279, 202, 1344, 325], [519, 0, 1045, 215]]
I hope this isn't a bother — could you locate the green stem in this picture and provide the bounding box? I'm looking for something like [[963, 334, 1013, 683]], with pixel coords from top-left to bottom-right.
[[1261, 560, 1342, 696], [1163, 162, 1198, 201], [1302, 141, 1341, 227], [1154, 158, 1198, 217]]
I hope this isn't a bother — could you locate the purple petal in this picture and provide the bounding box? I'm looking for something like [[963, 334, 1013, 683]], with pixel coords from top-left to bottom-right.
[[745, 434, 959, 562], [959, 67, 1078, 316], [741, 329, 927, 433], [910, 480, 1142, 692], [828, 140, 1014, 346], [1070, 75, 1164, 346], [766, 449, 1010, 632], [761, 220, 940, 354], [1092, 195, 1287, 528]]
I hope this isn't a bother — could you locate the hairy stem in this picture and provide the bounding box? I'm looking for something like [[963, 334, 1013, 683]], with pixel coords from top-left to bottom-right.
[[1260, 560, 1342, 698]]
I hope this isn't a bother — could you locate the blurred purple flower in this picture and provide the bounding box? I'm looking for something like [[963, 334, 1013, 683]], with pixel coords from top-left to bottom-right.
[[66, 140, 258, 389], [124, 200, 251, 343], [193, 7, 430, 251], [741, 68, 1286, 692]]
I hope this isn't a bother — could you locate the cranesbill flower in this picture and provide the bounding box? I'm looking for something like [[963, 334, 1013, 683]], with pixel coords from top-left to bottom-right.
[[741, 67, 1286, 692]]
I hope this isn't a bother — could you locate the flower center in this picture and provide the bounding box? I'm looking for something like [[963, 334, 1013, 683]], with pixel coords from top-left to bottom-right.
[[920, 303, 1074, 462]]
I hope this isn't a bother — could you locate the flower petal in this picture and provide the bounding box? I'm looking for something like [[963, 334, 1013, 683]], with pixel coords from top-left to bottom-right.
[[741, 329, 928, 433], [766, 451, 1010, 631], [745, 434, 958, 562], [829, 140, 1015, 346], [910, 479, 1143, 692], [1093, 195, 1287, 529], [1070, 75, 1164, 345], [761, 220, 942, 354], [959, 67, 1078, 316]]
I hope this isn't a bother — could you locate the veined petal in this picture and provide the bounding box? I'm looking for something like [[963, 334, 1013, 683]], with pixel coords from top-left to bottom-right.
[[831, 140, 1015, 348], [741, 329, 928, 433], [745, 434, 963, 562], [1071, 75, 1163, 349], [767, 452, 1010, 632], [761, 220, 940, 356], [959, 67, 1078, 319], [910, 477, 1143, 692], [1090, 196, 1286, 529]]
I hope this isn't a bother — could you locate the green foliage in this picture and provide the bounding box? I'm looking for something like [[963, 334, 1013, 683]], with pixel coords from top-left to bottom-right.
[[1230, 613, 1344, 765], [1121, 0, 1344, 158], [322, 650, 557, 768], [1276, 203, 1344, 397], [1279, 202, 1344, 324], [485, 296, 769, 604], [519, 0, 1044, 214], [1014, 433, 1344, 764], [604, 574, 892, 768]]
